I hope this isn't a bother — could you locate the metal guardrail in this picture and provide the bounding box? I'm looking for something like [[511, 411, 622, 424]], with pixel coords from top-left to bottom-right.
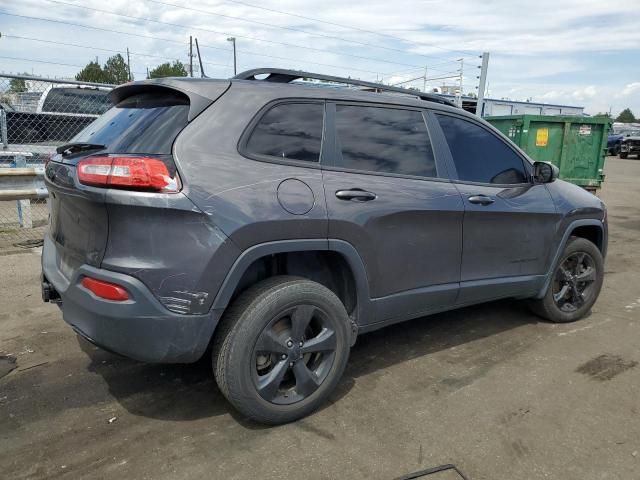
[[0, 154, 48, 248], [0, 167, 47, 201]]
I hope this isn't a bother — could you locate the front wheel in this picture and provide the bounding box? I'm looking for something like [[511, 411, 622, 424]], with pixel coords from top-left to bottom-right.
[[620, 151, 628, 159], [212, 276, 351, 424], [530, 237, 604, 323]]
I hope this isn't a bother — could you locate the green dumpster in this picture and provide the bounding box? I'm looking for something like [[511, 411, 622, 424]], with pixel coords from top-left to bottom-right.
[[486, 115, 611, 191]]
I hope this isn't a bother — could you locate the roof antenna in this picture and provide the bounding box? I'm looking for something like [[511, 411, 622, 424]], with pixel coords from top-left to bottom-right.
[[194, 38, 207, 78]]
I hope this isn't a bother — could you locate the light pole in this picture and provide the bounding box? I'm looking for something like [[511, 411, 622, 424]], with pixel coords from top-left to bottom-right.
[[227, 37, 236, 76]]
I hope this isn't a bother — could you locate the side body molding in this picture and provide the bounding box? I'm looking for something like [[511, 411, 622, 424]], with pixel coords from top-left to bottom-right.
[[536, 218, 607, 299], [210, 239, 374, 325]]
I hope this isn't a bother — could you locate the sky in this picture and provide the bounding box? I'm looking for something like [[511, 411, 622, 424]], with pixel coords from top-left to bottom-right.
[[0, 0, 639, 116]]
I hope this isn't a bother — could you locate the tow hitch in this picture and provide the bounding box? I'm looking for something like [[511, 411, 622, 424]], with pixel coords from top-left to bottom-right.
[[41, 276, 61, 304]]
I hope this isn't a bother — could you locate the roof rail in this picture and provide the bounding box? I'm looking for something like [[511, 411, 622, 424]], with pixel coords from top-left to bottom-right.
[[234, 68, 457, 107]]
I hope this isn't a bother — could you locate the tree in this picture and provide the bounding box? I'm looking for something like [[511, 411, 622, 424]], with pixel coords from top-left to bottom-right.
[[149, 60, 188, 79], [103, 54, 130, 84], [616, 108, 636, 123], [594, 112, 611, 118], [75, 61, 108, 83], [8, 77, 27, 93]]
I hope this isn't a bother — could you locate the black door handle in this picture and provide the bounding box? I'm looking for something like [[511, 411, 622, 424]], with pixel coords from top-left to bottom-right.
[[468, 194, 495, 205], [335, 189, 377, 201]]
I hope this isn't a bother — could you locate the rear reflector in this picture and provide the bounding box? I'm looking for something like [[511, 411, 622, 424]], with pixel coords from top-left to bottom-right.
[[77, 155, 180, 192], [81, 276, 130, 301]]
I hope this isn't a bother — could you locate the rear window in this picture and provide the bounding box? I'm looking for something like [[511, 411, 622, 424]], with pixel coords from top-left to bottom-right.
[[42, 88, 112, 115], [245, 102, 324, 162], [72, 92, 189, 154]]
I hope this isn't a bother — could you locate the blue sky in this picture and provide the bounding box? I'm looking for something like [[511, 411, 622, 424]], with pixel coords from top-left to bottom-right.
[[0, 0, 638, 116]]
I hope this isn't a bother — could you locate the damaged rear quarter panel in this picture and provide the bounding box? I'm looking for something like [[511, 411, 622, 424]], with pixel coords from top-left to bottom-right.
[[100, 189, 241, 314]]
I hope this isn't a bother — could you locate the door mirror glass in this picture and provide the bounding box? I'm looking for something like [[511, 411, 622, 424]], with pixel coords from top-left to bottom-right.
[[533, 161, 558, 183]]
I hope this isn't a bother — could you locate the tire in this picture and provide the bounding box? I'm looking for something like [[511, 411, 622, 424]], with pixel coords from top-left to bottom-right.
[[212, 276, 351, 425], [620, 152, 628, 159], [530, 237, 604, 323]]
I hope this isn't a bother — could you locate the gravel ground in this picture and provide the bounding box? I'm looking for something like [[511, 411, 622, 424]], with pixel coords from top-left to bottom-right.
[[0, 156, 639, 480]]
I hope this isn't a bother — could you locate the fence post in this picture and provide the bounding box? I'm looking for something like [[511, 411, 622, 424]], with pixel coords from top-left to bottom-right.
[[1, 110, 7, 150], [14, 155, 33, 228]]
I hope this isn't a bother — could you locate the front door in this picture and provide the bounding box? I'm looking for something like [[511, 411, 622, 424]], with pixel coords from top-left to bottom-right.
[[432, 112, 560, 305], [322, 103, 464, 324]]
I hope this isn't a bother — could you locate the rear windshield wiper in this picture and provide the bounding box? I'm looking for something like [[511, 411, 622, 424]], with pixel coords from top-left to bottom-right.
[[56, 143, 106, 156]]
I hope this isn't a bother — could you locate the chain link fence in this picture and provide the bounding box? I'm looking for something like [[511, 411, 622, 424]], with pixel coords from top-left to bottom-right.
[[0, 74, 114, 252]]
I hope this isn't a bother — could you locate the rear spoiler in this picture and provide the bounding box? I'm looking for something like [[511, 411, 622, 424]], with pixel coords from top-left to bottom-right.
[[110, 78, 231, 122]]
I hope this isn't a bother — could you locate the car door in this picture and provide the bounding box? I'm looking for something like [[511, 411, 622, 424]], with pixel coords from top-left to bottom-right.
[[322, 102, 464, 325], [431, 112, 560, 305]]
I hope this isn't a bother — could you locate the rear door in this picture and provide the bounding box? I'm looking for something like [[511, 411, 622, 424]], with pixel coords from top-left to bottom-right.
[[432, 112, 559, 305], [322, 102, 464, 324]]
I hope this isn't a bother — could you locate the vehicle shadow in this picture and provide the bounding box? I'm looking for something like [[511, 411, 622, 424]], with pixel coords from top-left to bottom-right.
[[80, 299, 541, 424]]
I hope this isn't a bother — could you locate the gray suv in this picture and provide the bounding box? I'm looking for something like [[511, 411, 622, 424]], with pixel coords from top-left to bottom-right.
[[41, 69, 607, 424]]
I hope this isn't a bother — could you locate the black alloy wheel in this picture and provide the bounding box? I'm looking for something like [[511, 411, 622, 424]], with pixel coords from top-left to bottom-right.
[[552, 252, 598, 313], [252, 304, 337, 405]]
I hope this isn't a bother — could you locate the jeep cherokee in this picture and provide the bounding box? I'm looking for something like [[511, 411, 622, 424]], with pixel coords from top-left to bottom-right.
[[42, 68, 607, 424]]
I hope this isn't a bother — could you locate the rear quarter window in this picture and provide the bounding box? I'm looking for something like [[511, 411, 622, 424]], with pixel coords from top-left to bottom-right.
[[244, 102, 324, 162], [72, 92, 189, 154]]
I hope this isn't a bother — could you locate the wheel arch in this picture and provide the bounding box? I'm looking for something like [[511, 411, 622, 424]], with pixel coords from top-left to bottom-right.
[[536, 219, 606, 299], [210, 239, 373, 328]]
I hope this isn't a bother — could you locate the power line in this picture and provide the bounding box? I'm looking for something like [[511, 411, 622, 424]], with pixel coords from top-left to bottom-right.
[[0, 55, 148, 77], [2, 34, 230, 68], [0, 12, 389, 77], [0, 11, 190, 48], [39, 0, 434, 69], [146, 0, 470, 64], [222, 0, 477, 57]]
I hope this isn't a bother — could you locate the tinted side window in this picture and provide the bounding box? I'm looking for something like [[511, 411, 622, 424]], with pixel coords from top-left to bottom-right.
[[334, 105, 436, 177], [246, 103, 323, 162], [436, 114, 527, 184]]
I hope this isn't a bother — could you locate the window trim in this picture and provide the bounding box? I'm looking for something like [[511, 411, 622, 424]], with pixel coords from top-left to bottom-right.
[[321, 100, 448, 182], [431, 110, 533, 187], [237, 98, 326, 169]]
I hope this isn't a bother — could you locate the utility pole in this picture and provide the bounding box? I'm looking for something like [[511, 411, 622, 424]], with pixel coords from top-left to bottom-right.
[[227, 37, 236, 76], [195, 38, 206, 78], [126, 48, 132, 81], [146, 67, 150, 79], [475, 52, 490, 116], [423, 65, 427, 92], [189, 36, 193, 77], [457, 58, 464, 108]]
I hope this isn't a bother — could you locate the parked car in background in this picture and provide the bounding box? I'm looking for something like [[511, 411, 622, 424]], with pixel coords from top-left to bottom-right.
[[2, 84, 112, 145], [620, 136, 640, 159], [41, 69, 607, 424], [607, 133, 623, 156]]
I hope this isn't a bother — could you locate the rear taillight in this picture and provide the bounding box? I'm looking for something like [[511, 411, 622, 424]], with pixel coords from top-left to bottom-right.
[[81, 276, 130, 301], [77, 155, 180, 193]]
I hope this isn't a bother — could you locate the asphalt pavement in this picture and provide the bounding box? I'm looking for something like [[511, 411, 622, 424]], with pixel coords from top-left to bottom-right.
[[1, 156, 639, 480]]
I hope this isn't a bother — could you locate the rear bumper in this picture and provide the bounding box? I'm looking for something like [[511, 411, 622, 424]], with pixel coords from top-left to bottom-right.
[[42, 234, 221, 363]]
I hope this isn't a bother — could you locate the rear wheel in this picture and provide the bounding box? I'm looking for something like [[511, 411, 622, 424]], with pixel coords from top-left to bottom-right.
[[530, 237, 604, 323], [212, 276, 350, 424]]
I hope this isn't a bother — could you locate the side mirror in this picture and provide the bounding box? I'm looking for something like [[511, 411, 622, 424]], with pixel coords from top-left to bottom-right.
[[532, 161, 558, 183]]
